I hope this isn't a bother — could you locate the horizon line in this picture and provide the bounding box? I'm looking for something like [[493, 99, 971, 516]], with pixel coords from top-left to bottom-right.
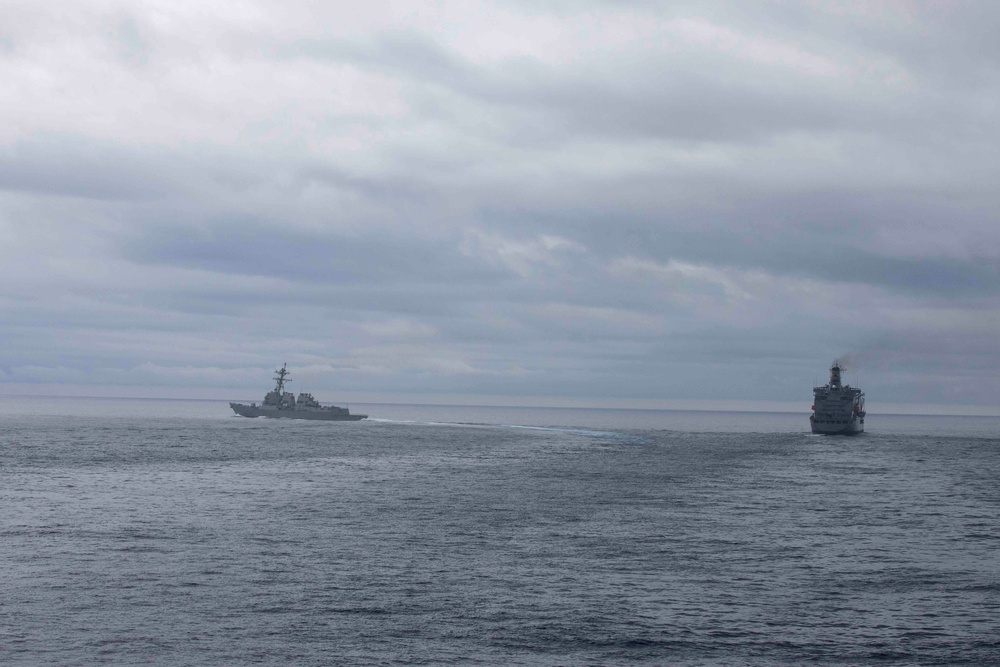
[[2, 390, 998, 417]]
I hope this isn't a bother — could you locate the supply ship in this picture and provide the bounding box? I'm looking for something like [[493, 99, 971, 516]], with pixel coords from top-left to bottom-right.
[[230, 364, 367, 421], [810, 362, 865, 434]]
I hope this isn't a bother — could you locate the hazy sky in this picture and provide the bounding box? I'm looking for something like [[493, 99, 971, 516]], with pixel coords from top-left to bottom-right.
[[2, 1, 998, 409]]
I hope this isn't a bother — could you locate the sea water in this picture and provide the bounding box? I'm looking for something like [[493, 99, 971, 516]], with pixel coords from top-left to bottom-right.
[[2, 397, 998, 665]]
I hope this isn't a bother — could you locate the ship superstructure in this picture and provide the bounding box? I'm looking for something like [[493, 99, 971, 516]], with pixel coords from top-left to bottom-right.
[[810, 362, 865, 435], [230, 364, 367, 421]]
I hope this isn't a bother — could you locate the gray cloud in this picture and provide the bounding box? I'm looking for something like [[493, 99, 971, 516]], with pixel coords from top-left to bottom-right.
[[2, 0, 999, 410], [0, 138, 177, 200]]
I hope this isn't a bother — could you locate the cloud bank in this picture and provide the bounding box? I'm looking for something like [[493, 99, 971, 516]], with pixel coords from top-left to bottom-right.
[[2, 0, 999, 408]]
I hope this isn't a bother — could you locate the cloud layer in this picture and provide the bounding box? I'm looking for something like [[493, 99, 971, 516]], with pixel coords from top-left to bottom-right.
[[2, 0, 999, 407]]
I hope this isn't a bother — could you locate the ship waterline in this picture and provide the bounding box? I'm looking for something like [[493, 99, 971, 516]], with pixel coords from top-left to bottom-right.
[[230, 364, 366, 421]]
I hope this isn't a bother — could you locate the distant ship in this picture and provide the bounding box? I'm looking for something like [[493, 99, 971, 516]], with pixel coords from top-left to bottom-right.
[[810, 362, 865, 434], [230, 364, 367, 421]]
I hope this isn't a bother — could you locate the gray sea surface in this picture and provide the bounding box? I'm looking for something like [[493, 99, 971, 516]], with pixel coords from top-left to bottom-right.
[[2, 397, 999, 665]]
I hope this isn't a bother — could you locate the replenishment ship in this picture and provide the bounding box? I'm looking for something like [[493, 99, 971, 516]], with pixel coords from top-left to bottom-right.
[[230, 364, 367, 421], [810, 362, 865, 435]]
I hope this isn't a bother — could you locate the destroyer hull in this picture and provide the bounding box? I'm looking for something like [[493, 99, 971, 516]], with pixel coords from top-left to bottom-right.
[[230, 403, 366, 421]]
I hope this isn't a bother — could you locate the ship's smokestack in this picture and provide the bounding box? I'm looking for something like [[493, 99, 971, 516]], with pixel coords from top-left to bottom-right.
[[829, 362, 842, 388]]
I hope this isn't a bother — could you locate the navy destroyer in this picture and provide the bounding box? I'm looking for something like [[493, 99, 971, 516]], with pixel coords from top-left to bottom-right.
[[230, 364, 367, 421], [810, 362, 865, 434]]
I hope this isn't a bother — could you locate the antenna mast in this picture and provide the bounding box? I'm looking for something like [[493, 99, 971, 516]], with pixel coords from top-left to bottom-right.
[[273, 363, 292, 394]]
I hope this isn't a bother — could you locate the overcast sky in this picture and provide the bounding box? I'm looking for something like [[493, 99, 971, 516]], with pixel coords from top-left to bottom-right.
[[2, 0, 998, 411]]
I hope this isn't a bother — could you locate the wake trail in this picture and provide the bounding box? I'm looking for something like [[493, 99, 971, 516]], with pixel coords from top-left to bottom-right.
[[365, 417, 623, 439]]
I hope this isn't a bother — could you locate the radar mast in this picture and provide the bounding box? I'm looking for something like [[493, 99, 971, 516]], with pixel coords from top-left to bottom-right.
[[273, 363, 292, 394]]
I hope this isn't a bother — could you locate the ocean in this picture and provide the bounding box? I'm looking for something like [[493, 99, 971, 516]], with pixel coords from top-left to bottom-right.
[[2, 397, 998, 666]]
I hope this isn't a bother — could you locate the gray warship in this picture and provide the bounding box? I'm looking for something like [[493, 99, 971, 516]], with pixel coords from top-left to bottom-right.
[[230, 364, 367, 421], [810, 362, 865, 434]]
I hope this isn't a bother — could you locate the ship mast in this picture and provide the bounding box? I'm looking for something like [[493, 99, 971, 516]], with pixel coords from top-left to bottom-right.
[[273, 363, 292, 394]]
